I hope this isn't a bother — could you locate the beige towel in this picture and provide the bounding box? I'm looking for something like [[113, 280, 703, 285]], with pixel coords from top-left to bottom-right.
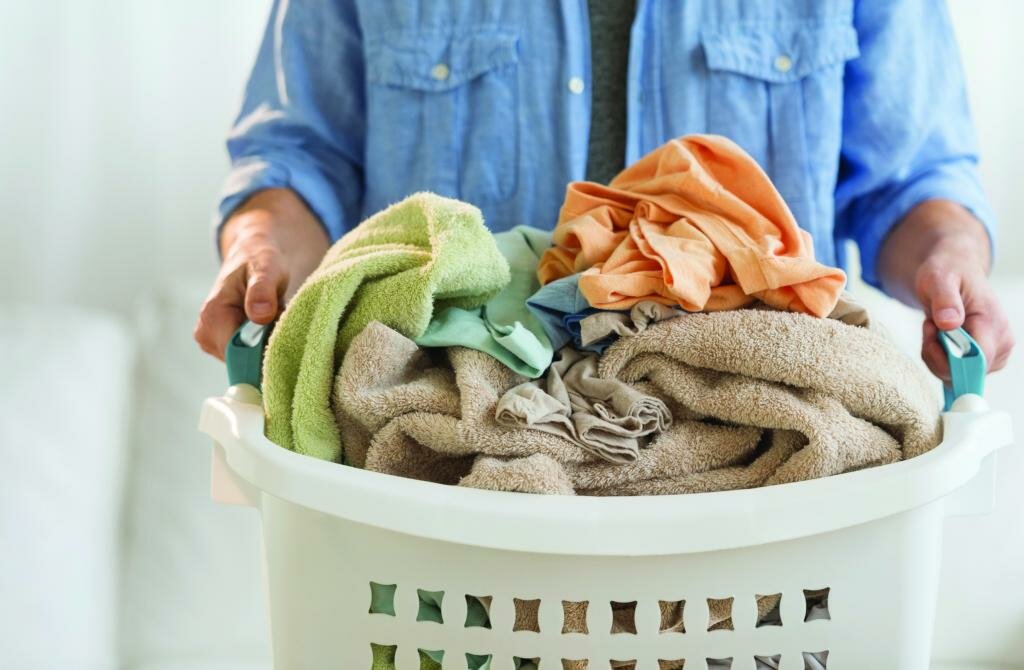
[[496, 347, 672, 464], [335, 308, 939, 497]]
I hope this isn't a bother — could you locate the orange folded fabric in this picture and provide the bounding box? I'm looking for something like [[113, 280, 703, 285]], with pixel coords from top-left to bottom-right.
[[538, 135, 846, 317]]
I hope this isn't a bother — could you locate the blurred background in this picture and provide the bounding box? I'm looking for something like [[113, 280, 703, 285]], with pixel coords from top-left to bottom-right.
[[1, 2, 1021, 669]]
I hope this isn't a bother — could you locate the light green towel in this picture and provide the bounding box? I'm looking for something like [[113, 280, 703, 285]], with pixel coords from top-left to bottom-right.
[[415, 226, 554, 378], [262, 193, 510, 461]]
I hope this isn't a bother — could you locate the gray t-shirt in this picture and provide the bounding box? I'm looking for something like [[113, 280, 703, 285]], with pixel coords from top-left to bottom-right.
[[584, 0, 636, 185]]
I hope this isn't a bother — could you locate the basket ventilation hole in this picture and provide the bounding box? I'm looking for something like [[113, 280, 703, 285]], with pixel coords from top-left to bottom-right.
[[514, 657, 540, 669], [368, 582, 396, 616], [416, 589, 444, 623], [754, 655, 781, 667], [369, 643, 397, 668], [418, 649, 443, 665], [658, 599, 685, 633], [803, 651, 829, 668], [705, 658, 732, 669], [561, 661, 588, 670], [610, 600, 638, 634], [466, 653, 494, 669], [561, 600, 589, 634], [706, 597, 734, 631], [657, 660, 685, 670], [803, 587, 831, 622], [513, 598, 541, 632], [609, 661, 636, 670], [465, 595, 491, 629], [755, 593, 782, 627]]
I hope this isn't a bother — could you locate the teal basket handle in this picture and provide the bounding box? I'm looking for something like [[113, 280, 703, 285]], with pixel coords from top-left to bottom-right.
[[225, 320, 271, 390], [938, 327, 986, 411]]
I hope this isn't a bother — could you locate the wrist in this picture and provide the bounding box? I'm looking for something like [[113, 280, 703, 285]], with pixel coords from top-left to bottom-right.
[[220, 188, 329, 261], [903, 200, 990, 270]]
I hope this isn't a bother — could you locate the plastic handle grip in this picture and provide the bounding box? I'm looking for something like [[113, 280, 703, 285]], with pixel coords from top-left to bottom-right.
[[225, 321, 271, 390], [939, 327, 986, 411]]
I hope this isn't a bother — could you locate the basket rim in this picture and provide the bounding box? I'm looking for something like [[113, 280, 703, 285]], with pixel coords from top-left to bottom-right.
[[199, 385, 1012, 556]]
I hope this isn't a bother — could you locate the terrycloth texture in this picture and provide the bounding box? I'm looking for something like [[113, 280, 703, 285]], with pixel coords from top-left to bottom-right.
[[578, 300, 683, 350], [415, 226, 554, 378], [496, 347, 672, 464], [263, 192, 509, 461], [576, 294, 863, 352], [538, 135, 847, 316], [337, 309, 940, 496]]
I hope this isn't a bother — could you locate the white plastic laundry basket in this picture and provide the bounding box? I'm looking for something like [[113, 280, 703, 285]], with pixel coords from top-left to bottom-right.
[[200, 384, 1012, 669]]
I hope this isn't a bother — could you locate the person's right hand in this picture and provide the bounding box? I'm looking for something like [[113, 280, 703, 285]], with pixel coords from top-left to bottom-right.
[[194, 188, 329, 360]]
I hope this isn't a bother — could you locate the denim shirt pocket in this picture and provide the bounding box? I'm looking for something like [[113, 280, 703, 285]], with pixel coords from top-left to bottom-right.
[[365, 29, 520, 206], [701, 21, 859, 251]]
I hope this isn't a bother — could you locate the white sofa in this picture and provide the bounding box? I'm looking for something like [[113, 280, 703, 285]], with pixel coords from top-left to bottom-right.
[[1, 277, 1021, 669]]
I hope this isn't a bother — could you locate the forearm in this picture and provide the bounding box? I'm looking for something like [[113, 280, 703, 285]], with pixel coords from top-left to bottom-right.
[[876, 199, 991, 308]]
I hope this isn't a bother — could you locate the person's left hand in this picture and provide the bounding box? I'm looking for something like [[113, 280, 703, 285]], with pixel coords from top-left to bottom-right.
[[879, 199, 1014, 381], [912, 236, 1014, 381]]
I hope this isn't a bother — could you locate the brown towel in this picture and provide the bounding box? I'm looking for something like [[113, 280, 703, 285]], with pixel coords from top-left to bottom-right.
[[496, 346, 672, 464], [335, 308, 939, 497]]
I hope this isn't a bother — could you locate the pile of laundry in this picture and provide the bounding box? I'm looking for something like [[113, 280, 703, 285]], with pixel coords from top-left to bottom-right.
[[260, 134, 941, 499]]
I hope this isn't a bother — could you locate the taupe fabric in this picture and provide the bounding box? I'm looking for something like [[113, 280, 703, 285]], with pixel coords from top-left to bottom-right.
[[496, 347, 671, 463], [828, 292, 871, 328], [335, 308, 940, 497], [578, 300, 682, 348]]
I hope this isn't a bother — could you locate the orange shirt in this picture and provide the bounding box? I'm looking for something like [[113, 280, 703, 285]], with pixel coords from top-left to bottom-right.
[[538, 135, 845, 317]]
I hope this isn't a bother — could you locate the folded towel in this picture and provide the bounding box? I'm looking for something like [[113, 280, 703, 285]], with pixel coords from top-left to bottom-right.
[[415, 226, 554, 378], [496, 346, 671, 464], [263, 192, 509, 461], [575, 293, 866, 355], [537, 134, 846, 317], [337, 305, 940, 496]]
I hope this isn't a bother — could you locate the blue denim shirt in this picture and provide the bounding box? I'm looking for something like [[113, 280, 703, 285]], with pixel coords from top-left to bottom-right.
[[219, 0, 993, 288]]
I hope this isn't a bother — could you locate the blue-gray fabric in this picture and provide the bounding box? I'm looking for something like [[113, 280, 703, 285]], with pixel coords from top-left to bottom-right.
[[219, 0, 993, 288], [527, 274, 614, 354]]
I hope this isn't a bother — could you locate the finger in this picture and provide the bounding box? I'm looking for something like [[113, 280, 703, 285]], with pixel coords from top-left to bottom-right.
[[921, 318, 950, 381], [244, 252, 288, 324], [964, 310, 1014, 373], [194, 294, 245, 361], [918, 269, 965, 331]]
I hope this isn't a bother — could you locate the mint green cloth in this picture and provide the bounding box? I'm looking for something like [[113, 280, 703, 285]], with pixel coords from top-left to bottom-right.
[[262, 193, 510, 461], [415, 226, 554, 378]]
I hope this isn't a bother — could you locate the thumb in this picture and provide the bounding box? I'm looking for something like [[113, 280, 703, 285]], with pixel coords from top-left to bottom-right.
[[245, 254, 288, 324], [920, 270, 965, 331]]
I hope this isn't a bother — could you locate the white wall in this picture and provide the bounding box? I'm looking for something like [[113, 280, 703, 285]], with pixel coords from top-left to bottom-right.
[[949, 0, 1024, 272], [0, 1, 268, 313]]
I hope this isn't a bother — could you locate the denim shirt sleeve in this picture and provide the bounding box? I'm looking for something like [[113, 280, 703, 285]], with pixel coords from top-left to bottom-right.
[[216, 0, 366, 243], [834, 0, 994, 288]]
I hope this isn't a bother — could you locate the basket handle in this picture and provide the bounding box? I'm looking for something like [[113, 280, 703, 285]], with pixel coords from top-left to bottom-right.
[[939, 327, 986, 411], [225, 320, 271, 390]]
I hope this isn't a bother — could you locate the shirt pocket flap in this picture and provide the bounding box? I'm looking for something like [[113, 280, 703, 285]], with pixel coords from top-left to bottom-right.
[[701, 22, 859, 83], [366, 30, 519, 92]]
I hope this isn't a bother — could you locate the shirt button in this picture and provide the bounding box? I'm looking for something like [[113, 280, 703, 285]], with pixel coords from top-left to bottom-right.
[[774, 54, 793, 73], [430, 63, 450, 81], [568, 76, 585, 95]]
